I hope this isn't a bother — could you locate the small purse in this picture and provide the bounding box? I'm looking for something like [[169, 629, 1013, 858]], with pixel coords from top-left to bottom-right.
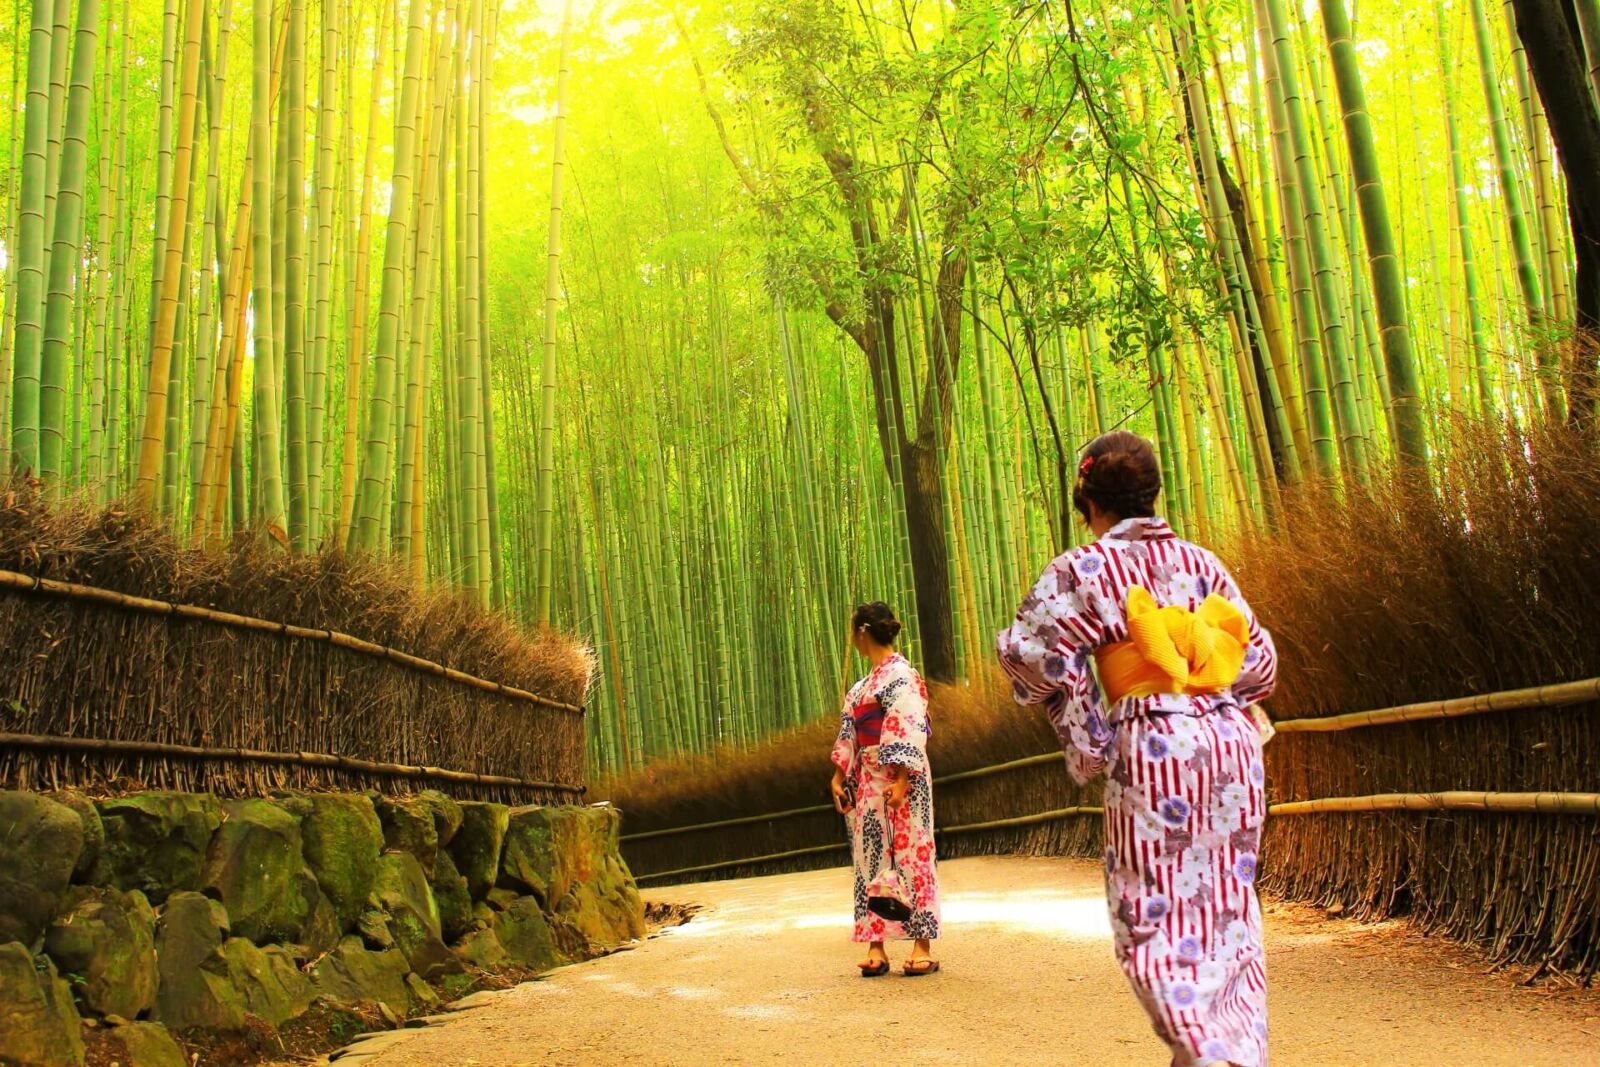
[[866, 846, 915, 922]]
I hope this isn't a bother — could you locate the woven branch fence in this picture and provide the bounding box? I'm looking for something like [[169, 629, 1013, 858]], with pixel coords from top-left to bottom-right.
[[619, 677, 1600, 976], [0, 565, 590, 805]]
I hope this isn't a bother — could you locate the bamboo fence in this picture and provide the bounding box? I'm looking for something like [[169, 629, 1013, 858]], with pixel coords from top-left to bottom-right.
[[634, 789, 1600, 884], [0, 564, 588, 801], [623, 676, 1600, 850], [624, 675, 1600, 902]]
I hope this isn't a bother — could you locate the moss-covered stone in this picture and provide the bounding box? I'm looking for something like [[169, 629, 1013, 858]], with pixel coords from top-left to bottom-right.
[[217, 938, 314, 1026], [452, 927, 508, 970], [152, 892, 245, 1032], [295, 793, 382, 935], [0, 791, 84, 950], [355, 908, 394, 950], [432, 850, 473, 943], [42, 886, 158, 1020], [485, 887, 520, 911], [491, 896, 563, 972], [309, 936, 418, 1017], [375, 796, 437, 870], [0, 942, 85, 1067], [404, 972, 440, 1011], [45, 791, 103, 884], [372, 853, 460, 980], [417, 790, 463, 848], [501, 805, 644, 948], [202, 798, 335, 953], [100, 1022, 187, 1067], [498, 805, 559, 902], [450, 802, 508, 902], [95, 793, 220, 904]]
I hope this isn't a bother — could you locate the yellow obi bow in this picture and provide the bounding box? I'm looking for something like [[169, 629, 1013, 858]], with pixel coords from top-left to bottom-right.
[[1094, 586, 1250, 706]]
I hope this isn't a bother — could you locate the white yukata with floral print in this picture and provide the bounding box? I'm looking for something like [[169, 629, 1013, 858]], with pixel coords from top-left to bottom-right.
[[997, 517, 1278, 1067], [831, 652, 942, 944]]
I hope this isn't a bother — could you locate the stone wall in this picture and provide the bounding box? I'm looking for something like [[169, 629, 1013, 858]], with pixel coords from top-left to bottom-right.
[[0, 789, 645, 1067]]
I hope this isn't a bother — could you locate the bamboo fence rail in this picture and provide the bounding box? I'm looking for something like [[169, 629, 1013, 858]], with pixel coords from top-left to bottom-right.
[[1270, 791, 1600, 815], [0, 567, 583, 713], [633, 791, 1600, 884], [1271, 677, 1600, 733], [0, 731, 586, 795]]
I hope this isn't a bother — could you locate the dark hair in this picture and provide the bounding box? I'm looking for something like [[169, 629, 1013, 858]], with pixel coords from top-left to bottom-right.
[[851, 601, 903, 646], [1072, 430, 1162, 525]]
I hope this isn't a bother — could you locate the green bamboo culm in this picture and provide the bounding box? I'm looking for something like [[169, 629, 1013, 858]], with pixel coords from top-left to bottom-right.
[[250, 0, 287, 537], [131, 0, 205, 512], [1437, 3, 1497, 416], [1317, 0, 1426, 469], [350, 0, 427, 553], [37, 0, 97, 486], [10, 0, 56, 476], [534, 0, 573, 624], [1264, 0, 1367, 481], [283, 0, 310, 551], [1468, 0, 1562, 419]]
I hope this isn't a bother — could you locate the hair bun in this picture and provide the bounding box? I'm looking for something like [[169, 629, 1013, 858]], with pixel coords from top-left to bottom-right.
[[1073, 432, 1162, 524], [851, 601, 903, 647]]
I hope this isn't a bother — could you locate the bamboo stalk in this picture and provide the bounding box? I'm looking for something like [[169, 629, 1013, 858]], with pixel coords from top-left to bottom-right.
[[634, 842, 848, 883], [938, 805, 1105, 836], [0, 566, 584, 713], [623, 802, 836, 843], [1274, 677, 1600, 733], [0, 731, 585, 794], [1270, 792, 1600, 816]]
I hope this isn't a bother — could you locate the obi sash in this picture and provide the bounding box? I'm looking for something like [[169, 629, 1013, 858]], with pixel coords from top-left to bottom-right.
[[851, 696, 886, 748], [1094, 585, 1250, 707]]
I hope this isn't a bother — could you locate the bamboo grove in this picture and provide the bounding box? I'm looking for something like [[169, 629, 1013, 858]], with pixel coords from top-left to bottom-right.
[[0, 0, 524, 604], [1, 0, 1597, 774]]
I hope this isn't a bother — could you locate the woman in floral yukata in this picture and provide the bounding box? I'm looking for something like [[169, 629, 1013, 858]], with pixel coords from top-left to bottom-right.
[[997, 431, 1278, 1067], [829, 601, 941, 977]]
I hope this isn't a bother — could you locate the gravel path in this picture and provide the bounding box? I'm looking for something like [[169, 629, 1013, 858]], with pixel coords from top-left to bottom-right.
[[354, 856, 1600, 1067]]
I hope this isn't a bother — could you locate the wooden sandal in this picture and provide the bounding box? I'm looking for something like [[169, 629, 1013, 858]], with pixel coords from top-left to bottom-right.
[[902, 958, 941, 976], [859, 958, 890, 977]]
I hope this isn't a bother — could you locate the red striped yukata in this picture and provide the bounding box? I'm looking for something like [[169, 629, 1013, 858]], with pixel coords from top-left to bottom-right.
[[997, 516, 1278, 1067]]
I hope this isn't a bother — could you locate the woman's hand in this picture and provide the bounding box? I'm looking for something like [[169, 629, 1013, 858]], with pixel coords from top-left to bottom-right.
[[884, 767, 910, 809], [830, 770, 851, 814], [1249, 705, 1276, 745]]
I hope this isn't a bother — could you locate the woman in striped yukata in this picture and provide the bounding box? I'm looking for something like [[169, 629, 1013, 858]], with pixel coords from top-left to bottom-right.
[[996, 430, 1278, 1067]]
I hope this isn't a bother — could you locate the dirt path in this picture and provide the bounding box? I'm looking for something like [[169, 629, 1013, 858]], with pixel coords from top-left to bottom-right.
[[352, 856, 1600, 1066]]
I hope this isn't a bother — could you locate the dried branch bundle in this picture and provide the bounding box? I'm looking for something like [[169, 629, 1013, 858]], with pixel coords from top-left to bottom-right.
[[0, 488, 593, 802]]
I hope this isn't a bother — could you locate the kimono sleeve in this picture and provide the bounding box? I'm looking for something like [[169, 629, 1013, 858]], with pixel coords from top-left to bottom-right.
[[830, 702, 856, 775], [876, 664, 931, 772], [1206, 555, 1279, 707], [996, 556, 1114, 784]]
